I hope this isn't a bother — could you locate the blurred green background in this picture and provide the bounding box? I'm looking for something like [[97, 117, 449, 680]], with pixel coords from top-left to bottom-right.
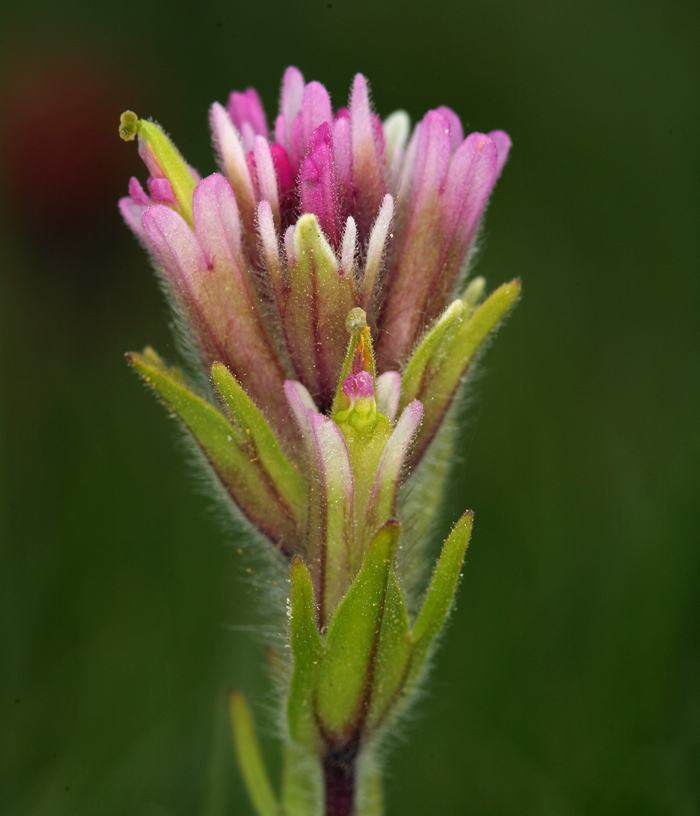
[[1, 0, 698, 813]]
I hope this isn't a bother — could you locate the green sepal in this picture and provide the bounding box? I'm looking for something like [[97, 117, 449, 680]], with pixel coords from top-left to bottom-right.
[[212, 362, 306, 521], [366, 567, 411, 729], [399, 298, 466, 408], [287, 557, 324, 752], [405, 280, 521, 462], [228, 690, 280, 816], [127, 348, 299, 550], [120, 112, 197, 226], [408, 511, 473, 686], [316, 521, 400, 741]]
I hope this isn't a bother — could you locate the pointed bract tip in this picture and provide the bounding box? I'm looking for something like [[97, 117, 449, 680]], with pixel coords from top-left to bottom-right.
[[346, 307, 367, 334], [119, 111, 140, 141]]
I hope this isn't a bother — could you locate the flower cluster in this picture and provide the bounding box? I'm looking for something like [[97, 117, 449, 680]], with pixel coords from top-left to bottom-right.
[[120, 67, 519, 816]]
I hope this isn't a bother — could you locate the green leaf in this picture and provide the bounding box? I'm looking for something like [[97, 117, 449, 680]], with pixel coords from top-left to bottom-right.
[[399, 298, 466, 409], [315, 521, 400, 740], [409, 280, 521, 462], [409, 511, 473, 686], [127, 349, 300, 550], [212, 362, 306, 519], [366, 567, 411, 729], [228, 691, 280, 816], [287, 557, 324, 752]]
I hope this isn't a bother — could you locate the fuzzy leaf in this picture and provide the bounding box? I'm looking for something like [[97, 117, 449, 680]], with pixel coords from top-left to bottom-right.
[[315, 521, 400, 741], [366, 567, 411, 729], [287, 557, 324, 752], [408, 280, 521, 462], [212, 362, 305, 516], [409, 511, 473, 685], [128, 349, 299, 551], [228, 691, 280, 816], [399, 298, 466, 408]]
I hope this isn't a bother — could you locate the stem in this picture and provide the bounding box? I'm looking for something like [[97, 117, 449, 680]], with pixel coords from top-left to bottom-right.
[[323, 749, 356, 816]]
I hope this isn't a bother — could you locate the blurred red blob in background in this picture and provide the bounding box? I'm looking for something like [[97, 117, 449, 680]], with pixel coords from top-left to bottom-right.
[[0, 41, 140, 244]]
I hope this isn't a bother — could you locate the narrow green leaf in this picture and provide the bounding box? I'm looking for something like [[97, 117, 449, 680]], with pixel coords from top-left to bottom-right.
[[366, 567, 411, 729], [410, 280, 521, 462], [287, 557, 324, 752], [399, 299, 466, 410], [127, 349, 300, 550], [228, 691, 280, 816], [409, 511, 473, 685], [212, 362, 306, 518], [316, 521, 400, 740]]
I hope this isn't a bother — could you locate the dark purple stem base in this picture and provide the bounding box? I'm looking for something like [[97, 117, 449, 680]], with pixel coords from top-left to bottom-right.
[[323, 750, 356, 816]]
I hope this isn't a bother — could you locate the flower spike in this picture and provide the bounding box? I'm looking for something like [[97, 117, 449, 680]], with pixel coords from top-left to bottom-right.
[[120, 67, 519, 816]]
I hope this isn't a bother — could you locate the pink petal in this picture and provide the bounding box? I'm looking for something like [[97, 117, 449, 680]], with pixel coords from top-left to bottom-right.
[[227, 87, 269, 145], [119, 196, 149, 244], [443, 132, 499, 249], [349, 74, 386, 237], [142, 205, 208, 304], [191, 173, 243, 270], [147, 176, 178, 207], [436, 106, 464, 153], [278, 66, 305, 152], [209, 102, 256, 225], [290, 80, 333, 173], [128, 176, 151, 206], [488, 129, 512, 177], [299, 122, 340, 247], [253, 135, 280, 223]]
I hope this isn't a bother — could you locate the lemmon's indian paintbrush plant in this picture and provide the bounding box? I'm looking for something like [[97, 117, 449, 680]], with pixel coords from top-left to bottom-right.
[[119, 66, 520, 816]]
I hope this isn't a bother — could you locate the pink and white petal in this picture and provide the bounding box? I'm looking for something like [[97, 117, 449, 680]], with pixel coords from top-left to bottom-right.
[[443, 132, 499, 248], [365, 399, 423, 536], [119, 196, 149, 244], [191, 173, 243, 269], [436, 106, 464, 153], [209, 102, 256, 218], [128, 176, 151, 206], [487, 129, 512, 177], [253, 135, 280, 222], [340, 216, 357, 279], [279, 66, 305, 152], [362, 193, 393, 306], [375, 371, 401, 423]]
